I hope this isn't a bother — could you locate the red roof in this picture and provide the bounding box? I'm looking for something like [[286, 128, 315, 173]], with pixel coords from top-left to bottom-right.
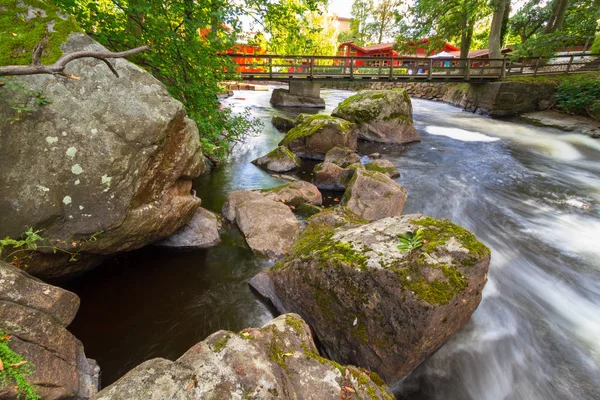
[[338, 39, 460, 57]]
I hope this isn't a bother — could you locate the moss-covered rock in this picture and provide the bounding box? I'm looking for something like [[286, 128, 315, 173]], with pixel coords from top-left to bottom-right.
[[324, 146, 361, 168], [249, 214, 490, 384], [342, 169, 407, 222], [313, 161, 364, 191], [332, 89, 420, 144], [0, 0, 81, 66], [259, 181, 322, 207], [271, 115, 295, 133], [364, 159, 400, 178], [94, 314, 394, 400], [279, 114, 358, 160], [252, 146, 301, 172]]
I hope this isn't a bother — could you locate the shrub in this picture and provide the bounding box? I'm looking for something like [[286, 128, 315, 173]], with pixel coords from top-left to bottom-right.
[[555, 75, 600, 120]]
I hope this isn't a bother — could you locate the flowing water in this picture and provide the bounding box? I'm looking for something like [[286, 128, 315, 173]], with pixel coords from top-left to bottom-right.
[[66, 86, 600, 399]]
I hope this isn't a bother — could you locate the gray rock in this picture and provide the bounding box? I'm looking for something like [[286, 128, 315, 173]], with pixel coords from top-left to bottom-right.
[[259, 181, 322, 206], [93, 314, 393, 400], [0, 33, 204, 279], [332, 89, 420, 144], [156, 207, 221, 249], [271, 115, 295, 132], [0, 261, 99, 400], [369, 152, 382, 159], [364, 159, 400, 178], [250, 215, 491, 383], [342, 169, 407, 221], [279, 115, 358, 160], [270, 88, 326, 108], [222, 191, 300, 259], [252, 146, 301, 172], [313, 162, 345, 190], [324, 146, 361, 168]]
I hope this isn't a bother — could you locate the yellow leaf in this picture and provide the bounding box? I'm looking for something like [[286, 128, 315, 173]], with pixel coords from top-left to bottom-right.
[[10, 361, 27, 368], [11, 32, 17, 37], [64, 74, 81, 80], [241, 332, 250, 338]]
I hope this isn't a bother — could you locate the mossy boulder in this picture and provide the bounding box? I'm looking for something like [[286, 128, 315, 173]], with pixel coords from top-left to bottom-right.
[[259, 181, 323, 207], [279, 114, 358, 160], [332, 89, 420, 144], [252, 146, 301, 172], [249, 215, 490, 384], [271, 115, 296, 132], [364, 159, 400, 178], [0, 0, 81, 66], [342, 169, 407, 222], [324, 146, 362, 168], [94, 314, 393, 400], [313, 162, 364, 191]]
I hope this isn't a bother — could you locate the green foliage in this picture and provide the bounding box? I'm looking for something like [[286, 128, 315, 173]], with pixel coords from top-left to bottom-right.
[[593, 35, 600, 54], [0, 80, 51, 125], [0, 228, 44, 259], [0, 331, 40, 400], [397, 229, 423, 254], [555, 75, 600, 119], [348, 0, 374, 46]]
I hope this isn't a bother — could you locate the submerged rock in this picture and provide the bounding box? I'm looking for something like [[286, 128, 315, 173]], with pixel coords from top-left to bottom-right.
[[0, 261, 99, 399], [0, 32, 204, 279], [342, 169, 407, 221], [252, 146, 301, 172], [332, 89, 420, 144], [270, 88, 326, 108], [279, 115, 358, 160], [250, 215, 491, 383], [259, 181, 323, 206], [156, 207, 221, 249], [271, 115, 296, 133], [324, 146, 362, 168], [93, 314, 393, 400], [222, 191, 300, 259], [364, 159, 400, 178]]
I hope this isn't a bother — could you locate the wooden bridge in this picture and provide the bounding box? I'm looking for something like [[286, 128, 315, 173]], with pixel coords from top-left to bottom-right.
[[229, 53, 600, 82]]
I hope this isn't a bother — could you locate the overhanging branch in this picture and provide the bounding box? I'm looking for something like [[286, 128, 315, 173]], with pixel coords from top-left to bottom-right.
[[0, 41, 151, 78]]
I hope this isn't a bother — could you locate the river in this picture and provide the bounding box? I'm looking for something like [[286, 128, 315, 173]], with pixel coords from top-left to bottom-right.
[[65, 86, 600, 400]]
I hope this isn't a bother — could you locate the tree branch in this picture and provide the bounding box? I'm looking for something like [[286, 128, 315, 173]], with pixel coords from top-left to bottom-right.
[[0, 42, 151, 78]]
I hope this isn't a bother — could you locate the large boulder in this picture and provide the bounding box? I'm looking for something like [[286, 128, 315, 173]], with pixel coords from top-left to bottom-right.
[[279, 115, 358, 160], [364, 159, 400, 178], [270, 89, 326, 108], [0, 31, 204, 279], [271, 115, 296, 132], [250, 215, 491, 383], [0, 261, 99, 399], [93, 314, 393, 400], [155, 207, 221, 249], [332, 89, 420, 144], [324, 146, 361, 168], [313, 162, 364, 191], [259, 181, 323, 206], [222, 191, 300, 259], [252, 146, 301, 172], [342, 170, 407, 221]]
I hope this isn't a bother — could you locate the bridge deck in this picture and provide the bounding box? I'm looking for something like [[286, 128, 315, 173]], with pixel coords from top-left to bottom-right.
[[229, 53, 600, 82]]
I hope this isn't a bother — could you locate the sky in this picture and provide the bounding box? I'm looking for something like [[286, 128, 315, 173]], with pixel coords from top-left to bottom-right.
[[329, 0, 352, 18]]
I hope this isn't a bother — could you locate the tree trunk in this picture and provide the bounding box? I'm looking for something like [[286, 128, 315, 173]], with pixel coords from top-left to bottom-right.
[[544, 0, 569, 34], [489, 0, 510, 59]]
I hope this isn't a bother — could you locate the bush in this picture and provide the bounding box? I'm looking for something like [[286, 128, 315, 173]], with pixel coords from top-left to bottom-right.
[[555, 75, 600, 120]]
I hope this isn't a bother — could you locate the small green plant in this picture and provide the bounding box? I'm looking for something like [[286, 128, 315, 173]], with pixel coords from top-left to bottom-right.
[[397, 229, 424, 255], [0, 228, 103, 269], [0, 331, 40, 400], [0, 80, 52, 125]]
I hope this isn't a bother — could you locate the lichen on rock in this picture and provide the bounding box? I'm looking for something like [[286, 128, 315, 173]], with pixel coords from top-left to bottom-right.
[[252, 145, 301, 172]]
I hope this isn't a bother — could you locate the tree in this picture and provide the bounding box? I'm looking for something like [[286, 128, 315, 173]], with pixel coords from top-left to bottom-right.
[[544, 0, 570, 34], [348, 0, 374, 45], [368, 0, 403, 44], [488, 0, 510, 59], [509, 0, 550, 43]]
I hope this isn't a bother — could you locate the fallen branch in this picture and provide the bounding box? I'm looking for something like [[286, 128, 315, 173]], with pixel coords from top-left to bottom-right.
[[0, 39, 150, 78]]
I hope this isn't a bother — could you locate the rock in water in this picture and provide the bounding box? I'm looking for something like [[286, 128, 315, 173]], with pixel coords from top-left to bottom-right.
[[313, 162, 364, 191], [279, 115, 358, 160], [93, 314, 393, 400], [156, 208, 221, 249], [342, 169, 407, 221], [271, 115, 296, 132], [259, 181, 323, 206], [222, 191, 300, 259], [364, 159, 401, 178], [252, 146, 301, 172], [332, 89, 420, 144], [324, 146, 362, 168], [0, 261, 99, 399], [250, 214, 491, 383], [270, 88, 326, 108], [0, 33, 204, 279]]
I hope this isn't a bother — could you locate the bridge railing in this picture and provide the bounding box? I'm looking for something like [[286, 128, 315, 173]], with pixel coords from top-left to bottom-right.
[[227, 53, 600, 81]]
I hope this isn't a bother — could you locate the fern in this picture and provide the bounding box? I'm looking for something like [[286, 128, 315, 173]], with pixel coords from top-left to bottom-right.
[[397, 229, 424, 255]]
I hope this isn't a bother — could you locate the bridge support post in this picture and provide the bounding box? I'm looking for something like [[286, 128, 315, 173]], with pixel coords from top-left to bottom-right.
[[270, 81, 325, 108]]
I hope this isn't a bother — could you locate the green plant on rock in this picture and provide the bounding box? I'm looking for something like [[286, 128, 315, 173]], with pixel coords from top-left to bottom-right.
[[397, 229, 423, 255], [0, 80, 51, 126], [0, 330, 40, 400]]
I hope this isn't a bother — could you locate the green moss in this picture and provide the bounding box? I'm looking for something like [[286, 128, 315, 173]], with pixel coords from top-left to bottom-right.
[[265, 327, 290, 372], [279, 114, 355, 146], [364, 162, 395, 175], [0, 0, 82, 66], [413, 217, 490, 258], [0, 329, 39, 400], [300, 342, 345, 376], [284, 315, 305, 337], [212, 335, 230, 352], [295, 203, 323, 218]]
